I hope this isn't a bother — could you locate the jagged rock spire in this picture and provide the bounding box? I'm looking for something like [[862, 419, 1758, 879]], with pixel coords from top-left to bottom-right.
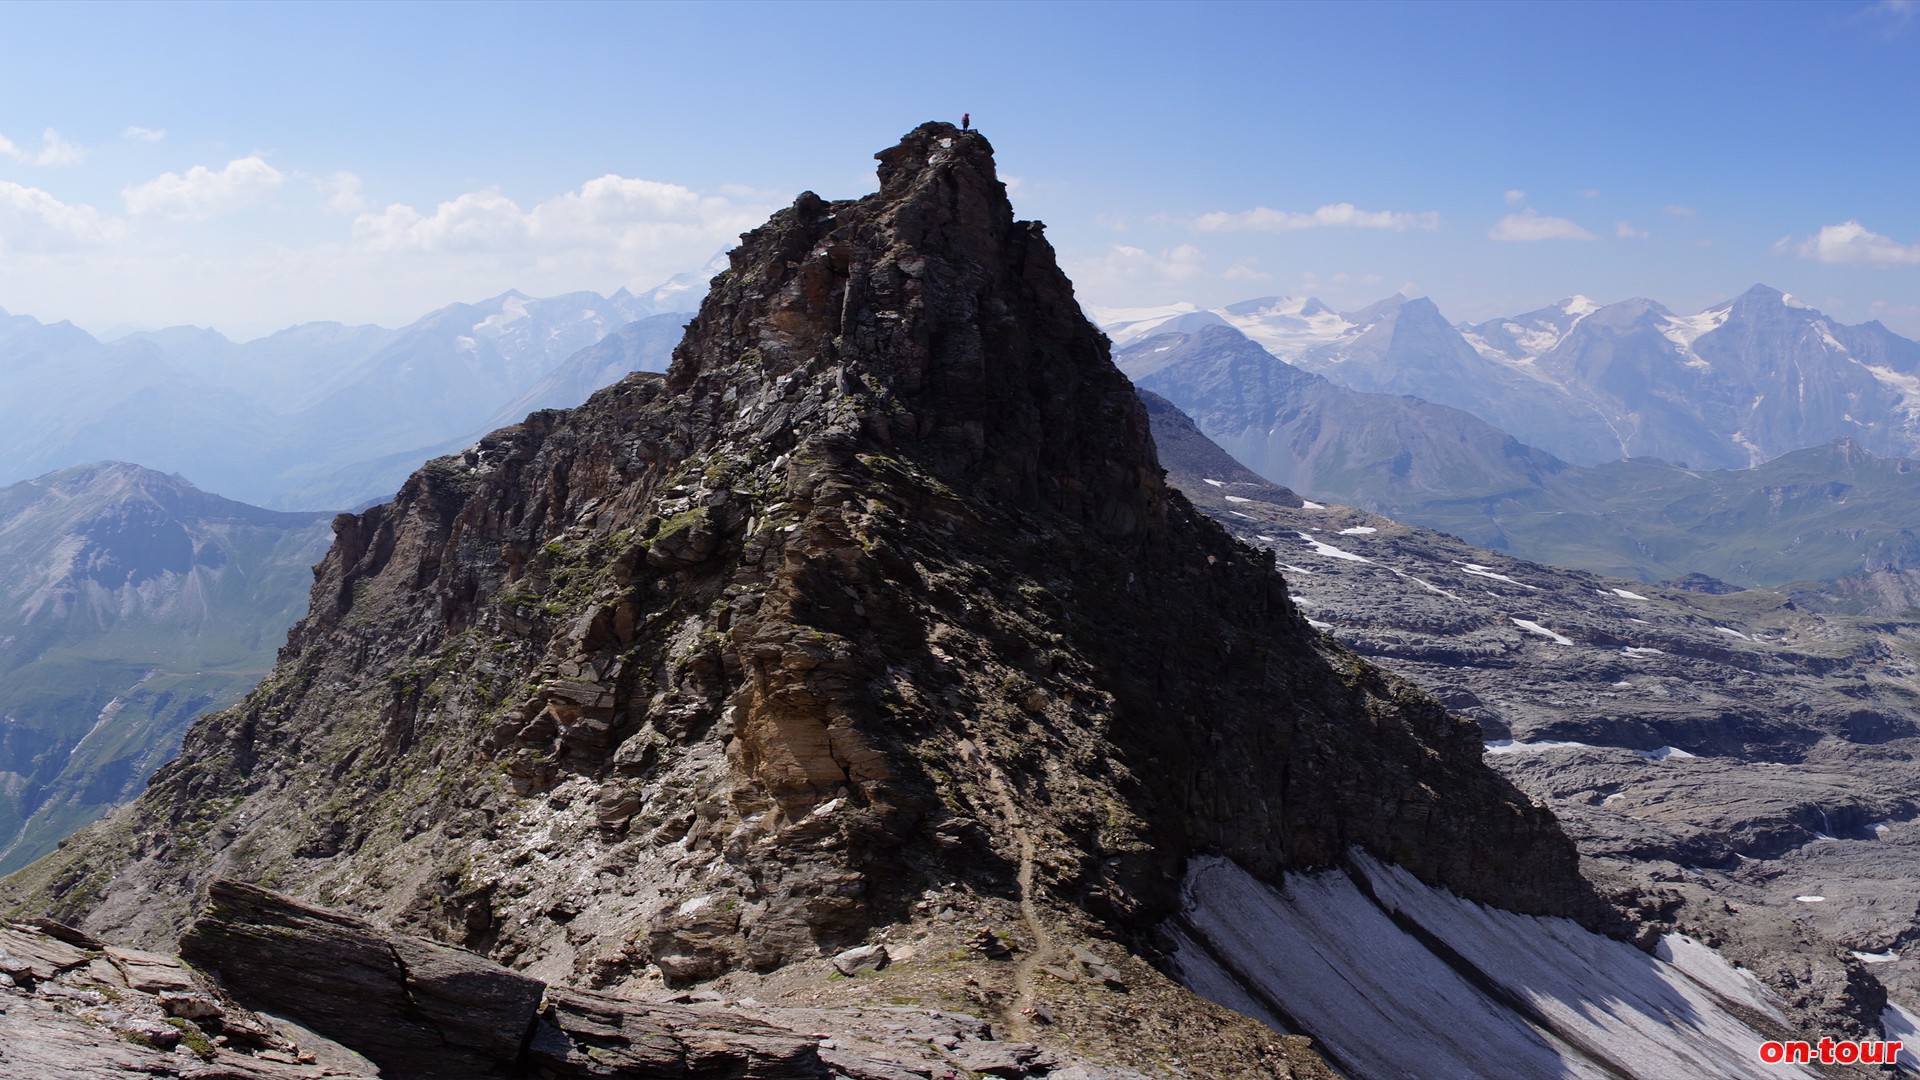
[[669, 121, 1164, 541]]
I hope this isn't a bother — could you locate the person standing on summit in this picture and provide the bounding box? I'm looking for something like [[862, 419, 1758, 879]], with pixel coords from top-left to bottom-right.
[[962, 112, 970, 130]]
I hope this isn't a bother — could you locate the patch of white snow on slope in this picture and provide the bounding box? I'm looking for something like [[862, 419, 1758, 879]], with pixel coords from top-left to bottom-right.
[[1660, 305, 1731, 369], [1609, 588, 1650, 600], [1202, 478, 1226, 487], [1715, 626, 1753, 641], [1299, 499, 1326, 509], [1863, 362, 1920, 422], [1168, 853, 1809, 1080], [1485, 739, 1601, 754], [1223, 495, 1254, 504], [1391, 568, 1462, 602], [1635, 746, 1697, 761], [1296, 532, 1369, 562], [1459, 563, 1539, 589], [1511, 618, 1573, 645], [1337, 525, 1377, 535], [1881, 1000, 1920, 1071]]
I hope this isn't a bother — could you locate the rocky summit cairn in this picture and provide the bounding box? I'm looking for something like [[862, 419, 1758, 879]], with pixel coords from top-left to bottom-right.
[[2, 123, 1600, 1074]]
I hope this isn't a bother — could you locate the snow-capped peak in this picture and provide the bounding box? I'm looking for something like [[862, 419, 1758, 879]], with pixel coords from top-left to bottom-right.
[[1561, 295, 1599, 316]]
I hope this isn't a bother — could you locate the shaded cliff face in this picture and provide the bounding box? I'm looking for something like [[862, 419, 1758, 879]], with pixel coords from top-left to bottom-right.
[[3, 125, 1592, 995]]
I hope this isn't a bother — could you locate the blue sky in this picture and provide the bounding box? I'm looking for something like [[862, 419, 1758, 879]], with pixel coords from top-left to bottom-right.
[[1, 0, 1916, 338]]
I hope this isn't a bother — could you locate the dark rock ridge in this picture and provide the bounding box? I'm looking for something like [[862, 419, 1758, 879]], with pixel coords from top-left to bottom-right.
[[4, 124, 1593, 1069]]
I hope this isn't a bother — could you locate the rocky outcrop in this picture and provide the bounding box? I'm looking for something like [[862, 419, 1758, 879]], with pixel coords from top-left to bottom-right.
[[3, 123, 1599, 1073], [0, 916, 380, 1079]]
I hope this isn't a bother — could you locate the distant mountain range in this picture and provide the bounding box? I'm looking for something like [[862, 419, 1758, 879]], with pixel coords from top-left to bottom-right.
[[1117, 323, 1920, 592], [0, 264, 716, 512], [0, 463, 332, 874], [1099, 285, 1920, 472]]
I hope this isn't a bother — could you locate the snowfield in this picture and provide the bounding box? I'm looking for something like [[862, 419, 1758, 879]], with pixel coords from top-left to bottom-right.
[[1168, 853, 1814, 1079]]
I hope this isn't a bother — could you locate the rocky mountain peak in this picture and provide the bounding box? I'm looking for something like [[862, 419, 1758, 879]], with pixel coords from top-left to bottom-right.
[[666, 120, 1163, 541], [3, 124, 1596, 1063]]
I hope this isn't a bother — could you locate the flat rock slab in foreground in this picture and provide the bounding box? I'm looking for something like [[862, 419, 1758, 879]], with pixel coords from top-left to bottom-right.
[[179, 877, 1143, 1079]]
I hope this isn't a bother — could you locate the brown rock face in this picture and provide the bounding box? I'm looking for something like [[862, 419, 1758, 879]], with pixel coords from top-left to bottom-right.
[[2, 124, 1597, 1007]]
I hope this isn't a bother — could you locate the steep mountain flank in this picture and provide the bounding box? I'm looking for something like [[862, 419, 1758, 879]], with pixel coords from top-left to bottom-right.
[[0, 463, 333, 875], [3, 125, 1594, 1072]]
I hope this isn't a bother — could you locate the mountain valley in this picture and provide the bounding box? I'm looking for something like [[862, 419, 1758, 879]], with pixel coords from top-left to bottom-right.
[[0, 464, 333, 877]]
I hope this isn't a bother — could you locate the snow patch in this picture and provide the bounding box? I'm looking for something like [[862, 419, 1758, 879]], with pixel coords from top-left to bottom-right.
[[1337, 526, 1377, 535], [1485, 739, 1601, 754], [1168, 853, 1807, 1080], [1714, 626, 1753, 642], [1609, 588, 1650, 600], [1296, 532, 1369, 562], [1863, 362, 1920, 422], [1882, 1000, 1920, 1058], [1391, 568, 1463, 602], [1623, 646, 1665, 657], [1854, 950, 1901, 964], [1223, 495, 1254, 504], [1202, 478, 1225, 487], [1795, 895, 1826, 903], [474, 293, 532, 333], [1659, 305, 1731, 368], [1459, 563, 1538, 589], [1307, 618, 1334, 630], [1299, 499, 1327, 509], [1634, 746, 1696, 761], [1511, 618, 1573, 645]]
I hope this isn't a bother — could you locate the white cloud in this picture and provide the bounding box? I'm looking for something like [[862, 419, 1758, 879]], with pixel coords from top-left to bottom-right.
[[1861, 0, 1915, 35], [1795, 221, 1920, 266], [1222, 257, 1271, 282], [1504, 189, 1527, 206], [352, 174, 766, 260], [1065, 243, 1207, 291], [0, 181, 124, 251], [1664, 204, 1697, 218], [1615, 220, 1648, 239], [0, 128, 85, 166], [121, 126, 167, 143], [1193, 202, 1440, 233], [1489, 210, 1595, 242], [317, 171, 367, 216], [124, 156, 286, 220]]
